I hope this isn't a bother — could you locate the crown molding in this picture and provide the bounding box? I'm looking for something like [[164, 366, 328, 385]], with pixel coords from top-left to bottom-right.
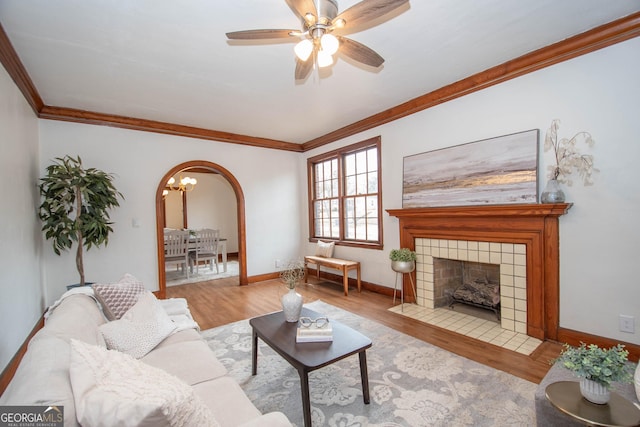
[[0, 22, 43, 114], [1, 13, 638, 152], [38, 106, 303, 152], [301, 12, 640, 151]]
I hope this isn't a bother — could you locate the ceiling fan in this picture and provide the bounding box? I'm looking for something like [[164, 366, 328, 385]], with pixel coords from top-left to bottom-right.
[[226, 0, 409, 80]]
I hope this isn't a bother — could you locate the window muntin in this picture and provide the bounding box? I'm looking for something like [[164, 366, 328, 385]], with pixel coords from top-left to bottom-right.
[[308, 137, 382, 248]]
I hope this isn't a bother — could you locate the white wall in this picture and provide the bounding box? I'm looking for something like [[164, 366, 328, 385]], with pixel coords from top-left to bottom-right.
[[163, 172, 239, 252], [0, 65, 42, 370], [302, 37, 640, 344], [186, 172, 238, 253], [164, 189, 183, 229], [38, 121, 302, 304]]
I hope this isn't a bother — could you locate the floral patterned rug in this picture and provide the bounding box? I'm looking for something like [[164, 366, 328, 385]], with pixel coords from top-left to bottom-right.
[[200, 300, 537, 427]]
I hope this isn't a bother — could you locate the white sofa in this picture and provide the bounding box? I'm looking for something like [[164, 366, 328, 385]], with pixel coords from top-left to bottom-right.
[[0, 292, 291, 427]]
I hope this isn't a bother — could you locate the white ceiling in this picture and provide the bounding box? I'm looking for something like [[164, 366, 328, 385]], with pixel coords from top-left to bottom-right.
[[0, 1, 638, 144]]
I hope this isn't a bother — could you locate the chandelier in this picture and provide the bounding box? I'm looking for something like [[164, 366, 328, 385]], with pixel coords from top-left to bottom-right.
[[163, 175, 197, 197]]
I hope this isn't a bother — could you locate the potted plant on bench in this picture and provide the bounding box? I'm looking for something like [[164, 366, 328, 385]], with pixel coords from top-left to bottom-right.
[[39, 155, 124, 287]]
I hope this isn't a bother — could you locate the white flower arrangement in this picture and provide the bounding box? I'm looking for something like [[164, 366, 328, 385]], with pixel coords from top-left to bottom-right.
[[544, 119, 598, 186]]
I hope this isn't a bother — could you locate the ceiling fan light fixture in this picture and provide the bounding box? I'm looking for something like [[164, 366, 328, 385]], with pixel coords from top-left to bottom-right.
[[227, 0, 408, 79], [294, 39, 314, 61], [320, 33, 339, 56], [332, 18, 346, 29], [317, 50, 333, 68], [304, 12, 317, 25]]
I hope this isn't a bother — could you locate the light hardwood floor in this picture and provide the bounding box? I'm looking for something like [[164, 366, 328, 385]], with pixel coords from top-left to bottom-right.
[[166, 275, 562, 384]]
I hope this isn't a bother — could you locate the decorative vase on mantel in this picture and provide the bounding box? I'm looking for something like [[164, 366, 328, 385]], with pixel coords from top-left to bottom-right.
[[541, 178, 566, 204], [281, 288, 303, 322], [579, 378, 611, 405]]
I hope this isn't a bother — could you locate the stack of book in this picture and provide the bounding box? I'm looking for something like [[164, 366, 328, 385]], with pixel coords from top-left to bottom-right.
[[296, 321, 333, 343]]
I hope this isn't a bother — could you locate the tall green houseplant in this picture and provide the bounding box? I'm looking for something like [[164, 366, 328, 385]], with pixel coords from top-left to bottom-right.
[[39, 155, 124, 286]]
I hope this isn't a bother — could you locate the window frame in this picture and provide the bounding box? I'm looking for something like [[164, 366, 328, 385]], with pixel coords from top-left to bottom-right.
[[307, 136, 383, 250]]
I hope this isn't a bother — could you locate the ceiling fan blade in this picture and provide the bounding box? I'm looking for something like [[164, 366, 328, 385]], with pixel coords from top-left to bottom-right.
[[284, 0, 318, 21], [226, 29, 298, 40], [334, 0, 409, 30], [339, 37, 385, 68], [295, 55, 314, 80]]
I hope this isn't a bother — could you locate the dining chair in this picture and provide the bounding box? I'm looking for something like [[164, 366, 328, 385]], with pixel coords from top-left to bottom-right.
[[189, 228, 220, 275], [164, 230, 190, 279]]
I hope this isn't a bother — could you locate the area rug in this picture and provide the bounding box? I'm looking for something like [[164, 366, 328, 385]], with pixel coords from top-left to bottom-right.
[[200, 300, 537, 427], [166, 260, 239, 285]]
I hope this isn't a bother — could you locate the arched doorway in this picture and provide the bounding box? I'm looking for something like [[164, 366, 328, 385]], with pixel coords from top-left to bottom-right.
[[156, 160, 247, 298]]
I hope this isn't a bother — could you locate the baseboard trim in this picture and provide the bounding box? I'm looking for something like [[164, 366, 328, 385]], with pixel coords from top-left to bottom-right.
[[248, 272, 280, 283], [0, 314, 45, 397], [250, 267, 387, 296], [304, 266, 391, 296], [557, 327, 640, 363]]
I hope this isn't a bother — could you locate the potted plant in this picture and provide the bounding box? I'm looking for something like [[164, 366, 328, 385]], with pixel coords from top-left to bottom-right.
[[389, 248, 417, 273], [554, 342, 633, 404], [279, 260, 305, 322], [38, 155, 124, 287]]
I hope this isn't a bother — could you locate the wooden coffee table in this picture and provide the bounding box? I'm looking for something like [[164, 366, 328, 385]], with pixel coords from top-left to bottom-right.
[[250, 307, 372, 427]]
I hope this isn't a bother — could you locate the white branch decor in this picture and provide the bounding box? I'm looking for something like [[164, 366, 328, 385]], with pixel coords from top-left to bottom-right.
[[544, 119, 598, 186], [280, 260, 305, 289]]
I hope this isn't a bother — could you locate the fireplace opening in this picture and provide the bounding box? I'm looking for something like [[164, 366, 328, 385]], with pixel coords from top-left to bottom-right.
[[434, 258, 501, 320]]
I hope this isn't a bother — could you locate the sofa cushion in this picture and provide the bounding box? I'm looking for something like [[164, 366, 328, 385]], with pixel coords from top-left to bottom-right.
[[142, 339, 227, 385], [69, 339, 220, 427], [99, 292, 177, 359], [192, 377, 263, 427], [92, 273, 145, 320], [155, 328, 202, 347]]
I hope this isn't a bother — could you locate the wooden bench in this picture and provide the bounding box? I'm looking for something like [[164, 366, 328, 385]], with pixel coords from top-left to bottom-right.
[[304, 255, 361, 296]]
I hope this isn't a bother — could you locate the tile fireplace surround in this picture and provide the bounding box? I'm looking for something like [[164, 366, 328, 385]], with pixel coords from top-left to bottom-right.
[[416, 238, 526, 333], [387, 203, 571, 341]]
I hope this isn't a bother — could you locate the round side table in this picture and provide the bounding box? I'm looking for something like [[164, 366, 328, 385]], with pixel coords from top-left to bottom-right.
[[545, 381, 640, 427]]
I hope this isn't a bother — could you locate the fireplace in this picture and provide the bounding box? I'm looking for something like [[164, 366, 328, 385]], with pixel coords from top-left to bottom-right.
[[435, 258, 501, 320], [387, 204, 571, 341], [417, 238, 525, 332]]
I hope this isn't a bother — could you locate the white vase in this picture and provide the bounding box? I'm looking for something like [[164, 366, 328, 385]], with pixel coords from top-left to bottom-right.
[[541, 178, 566, 203], [281, 288, 303, 322], [579, 378, 611, 404]]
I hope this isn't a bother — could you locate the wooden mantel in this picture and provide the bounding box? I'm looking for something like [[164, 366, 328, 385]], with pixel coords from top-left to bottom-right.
[[387, 203, 572, 341]]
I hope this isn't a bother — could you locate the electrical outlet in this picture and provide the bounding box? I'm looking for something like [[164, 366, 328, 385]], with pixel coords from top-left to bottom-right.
[[275, 259, 281, 269], [619, 314, 635, 333]]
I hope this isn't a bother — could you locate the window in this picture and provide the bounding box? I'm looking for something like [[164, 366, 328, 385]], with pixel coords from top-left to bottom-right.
[[307, 136, 382, 249]]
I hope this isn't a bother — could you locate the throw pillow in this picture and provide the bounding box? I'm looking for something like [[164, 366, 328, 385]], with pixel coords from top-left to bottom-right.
[[99, 292, 177, 359], [315, 240, 335, 258], [69, 339, 220, 427], [92, 273, 145, 320]]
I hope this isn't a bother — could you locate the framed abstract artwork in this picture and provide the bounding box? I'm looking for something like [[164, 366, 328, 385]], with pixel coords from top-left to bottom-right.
[[402, 129, 539, 207]]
